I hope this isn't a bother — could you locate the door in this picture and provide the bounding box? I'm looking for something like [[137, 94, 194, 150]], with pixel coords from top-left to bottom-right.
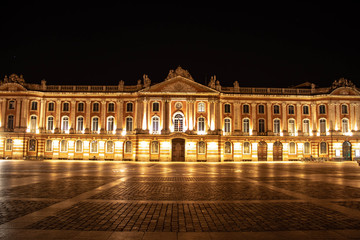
[[172, 138, 185, 162], [258, 141, 267, 161], [343, 141, 352, 160], [273, 141, 283, 161]]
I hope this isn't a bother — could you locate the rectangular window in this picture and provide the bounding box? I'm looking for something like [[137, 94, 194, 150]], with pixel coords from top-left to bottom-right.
[[31, 101, 38, 111], [78, 102, 84, 112], [45, 140, 53, 152], [152, 102, 160, 112], [258, 105, 265, 114], [108, 103, 115, 112], [224, 104, 231, 113], [243, 104, 249, 114], [303, 105, 309, 115]]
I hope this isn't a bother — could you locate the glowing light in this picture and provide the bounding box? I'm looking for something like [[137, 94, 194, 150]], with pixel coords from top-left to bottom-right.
[[121, 130, 126, 136], [252, 142, 258, 151], [208, 142, 218, 151], [197, 131, 206, 135], [68, 140, 74, 147], [234, 142, 241, 151], [14, 139, 22, 145], [99, 141, 105, 148]]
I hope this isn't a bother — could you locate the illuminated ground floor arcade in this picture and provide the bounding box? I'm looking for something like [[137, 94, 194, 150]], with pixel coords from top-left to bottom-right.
[[1, 133, 360, 161]]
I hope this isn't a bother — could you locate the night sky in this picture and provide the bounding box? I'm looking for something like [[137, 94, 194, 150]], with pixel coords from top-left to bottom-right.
[[0, 2, 359, 88]]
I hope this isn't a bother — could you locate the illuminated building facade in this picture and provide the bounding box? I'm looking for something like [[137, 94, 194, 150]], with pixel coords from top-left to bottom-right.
[[0, 67, 359, 161]]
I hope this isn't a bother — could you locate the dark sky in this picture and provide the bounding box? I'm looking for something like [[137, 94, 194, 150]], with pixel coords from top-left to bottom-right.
[[0, 2, 359, 88]]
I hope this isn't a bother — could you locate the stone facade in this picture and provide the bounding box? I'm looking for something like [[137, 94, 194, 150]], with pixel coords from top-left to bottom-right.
[[0, 67, 359, 161]]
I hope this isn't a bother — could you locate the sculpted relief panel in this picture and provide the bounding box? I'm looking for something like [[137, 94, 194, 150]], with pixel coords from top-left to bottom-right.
[[161, 82, 197, 92]]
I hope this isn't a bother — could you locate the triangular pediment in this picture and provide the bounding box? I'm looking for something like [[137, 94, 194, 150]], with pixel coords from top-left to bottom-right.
[[141, 76, 218, 94]]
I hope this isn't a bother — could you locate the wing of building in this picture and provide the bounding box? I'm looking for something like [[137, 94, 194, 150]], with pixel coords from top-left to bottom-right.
[[0, 67, 359, 161]]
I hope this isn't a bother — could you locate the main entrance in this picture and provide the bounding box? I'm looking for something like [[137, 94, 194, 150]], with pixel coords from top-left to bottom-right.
[[172, 138, 185, 162], [258, 141, 267, 161], [343, 141, 352, 160], [273, 141, 283, 161]]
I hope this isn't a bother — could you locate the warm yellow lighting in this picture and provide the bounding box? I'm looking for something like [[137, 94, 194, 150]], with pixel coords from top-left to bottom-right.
[[234, 142, 241, 151], [68, 140, 74, 147], [140, 141, 148, 148], [14, 139, 22, 145], [65, 130, 69, 134], [268, 143, 273, 150], [208, 142, 218, 150], [197, 131, 206, 135], [99, 141, 105, 148], [121, 130, 126, 136], [252, 142, 258, 151], [115, 141, 122, 148], [53, 140, 59, 148], [298, 143, 303, 150]]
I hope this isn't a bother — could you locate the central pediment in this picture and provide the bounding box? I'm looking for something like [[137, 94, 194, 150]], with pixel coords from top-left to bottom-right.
[[141, 76, 218, 93]]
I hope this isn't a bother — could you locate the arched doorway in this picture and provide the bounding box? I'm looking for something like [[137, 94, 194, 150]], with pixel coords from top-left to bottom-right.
[[258, 141, 267, 161], [343, 141, 352, 160], [273, 141, 283, 161], [172, 138, 185, 162]]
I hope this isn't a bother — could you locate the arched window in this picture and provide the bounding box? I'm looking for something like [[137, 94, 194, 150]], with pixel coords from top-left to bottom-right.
[[30, 115, 37, 133], [243, 118, 250, 133], [319, 104, 326, 114], [107, 116, 115, 132], [224, 118, 231, 133], [106, 141, 114, 153], [5, 139, 13, 151], [63, 102, 69, 112], [258, 119, 265, 133], [304, 142, 310, 154], [90, 140, 98, 153], [126, 117, 133, 132], [75, 140, 83, 153], [92, 117, 99, 132], [124, 141, 132, 153], [151, 141, 159, 154], [289, 142, 296, 154], [152, 102, 160, 112], [341, 104, 348, 114], [48, 102, 55, 111], [243, 142, 251, 154], [342, 118, 349, 134], [47, 116, 54, 131], [60, 140, 67, 152], [198, 117, 205, 132], [224, 104, 231, 113], [152, 116, 160, 133], [273, 119, 280, 134], [273, 105, 280, 114], [108, 102, 115, 112], [319, 119, 326, 134], [126, 102, 133, 112], [29, 139, 36, 151], [198, 102, 205, 112], [61, 116, 69, 132], [224, 141, 232, 154], [320, 142, 327, 154], [76, 116, 84, 132], [45, 140, 53, 152], [7, 115, 14, 130], [288, 119, 295, 135], [198, 141, 206, 154], [174, 113, 184, 132], [92, 102, 99, 112], [303, 119, 310, 135]]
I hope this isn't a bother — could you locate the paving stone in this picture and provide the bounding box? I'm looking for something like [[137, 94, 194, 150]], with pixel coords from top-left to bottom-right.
[[26, 201, 360, 232], [90, 181, 294, 201], [0, 200, 58, 224]]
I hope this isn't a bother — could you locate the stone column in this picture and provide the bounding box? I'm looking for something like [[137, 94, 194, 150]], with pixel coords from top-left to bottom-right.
[[55, 100, 62, 133], [335, 103, 340, 132], [234, 101, 241, 135], [85, 100, 91, 134], [296, 103, 302, 135], [311, 103, 317, 135], [20, 99, 29, 130], [350, 103, 356, 132], [282, 103, 287, 134], [251, 103, 257, 134], [15, 99, 22, 128], [215, 100, 222, 134], [100, 101, 106, 133], [161, 98, 170, 134], [355, 103, 360, 132], [116, 100, 123, 134], [267, 103, 272, 135], [142, 98, 148, 131], [0, 98, 5, 130], [70, 100, 76, 133], [328, 103, 335, 132]]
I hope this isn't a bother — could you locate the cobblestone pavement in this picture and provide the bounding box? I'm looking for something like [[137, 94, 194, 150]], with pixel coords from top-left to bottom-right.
[[0, 160, 360, 239]]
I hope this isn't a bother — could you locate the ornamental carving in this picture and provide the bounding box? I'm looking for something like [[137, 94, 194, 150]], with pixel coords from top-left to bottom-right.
[[165, 66, 194, 81], [331, 78, 355, 89], [2, 74, 25, 85], [162, 82, 197, 92]]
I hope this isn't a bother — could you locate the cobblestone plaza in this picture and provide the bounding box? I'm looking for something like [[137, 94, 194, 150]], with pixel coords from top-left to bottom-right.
[[1, 160, 360, 239]]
